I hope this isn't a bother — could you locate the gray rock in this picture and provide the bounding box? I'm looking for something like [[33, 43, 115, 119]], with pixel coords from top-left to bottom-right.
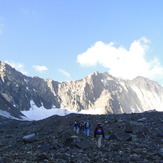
[[108, 133, 119, 141], [137, 117, 147, 122], [23, 133, 37, 143]]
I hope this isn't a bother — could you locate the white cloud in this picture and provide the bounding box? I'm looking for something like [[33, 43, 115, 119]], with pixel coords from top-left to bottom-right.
[[58, 69, 71, 77], [5, 61, 28, 75], [32, 65, 48, 72], [77, 37, 163, 81]]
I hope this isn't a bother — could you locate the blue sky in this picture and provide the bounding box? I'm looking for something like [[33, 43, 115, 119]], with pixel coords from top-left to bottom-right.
[[0, 0, 163, 85]]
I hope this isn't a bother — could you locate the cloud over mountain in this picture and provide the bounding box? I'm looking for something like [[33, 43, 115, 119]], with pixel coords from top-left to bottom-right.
[[77, 37, 163, 81], [58, 69, 71, 77], [5, 61, 28, 75], [32, 65, 48, 72]]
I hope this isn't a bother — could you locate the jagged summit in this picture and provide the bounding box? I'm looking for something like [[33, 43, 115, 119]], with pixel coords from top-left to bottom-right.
[[0, 61, 25, 77], [0, 61, 162, 120]]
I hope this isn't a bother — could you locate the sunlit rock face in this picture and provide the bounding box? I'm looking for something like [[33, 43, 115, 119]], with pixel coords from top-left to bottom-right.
[[57, 72, 163, 114], [0, 61, 162, 119]]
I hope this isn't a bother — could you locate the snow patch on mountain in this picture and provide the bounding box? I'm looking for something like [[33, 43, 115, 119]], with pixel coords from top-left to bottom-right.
[[21, 100, 76, 121], [79, 107, 105, 115], [21, 101, 108, 121]]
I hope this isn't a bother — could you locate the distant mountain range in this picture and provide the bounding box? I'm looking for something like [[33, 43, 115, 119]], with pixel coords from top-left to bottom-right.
[[0, 61, 162, 119]]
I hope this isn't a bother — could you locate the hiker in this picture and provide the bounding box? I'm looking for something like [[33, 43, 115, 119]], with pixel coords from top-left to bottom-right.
[[79, 121, 85, 135], [73, 120, 80, 134], [84, 120, 90, 136], [94, 122, 105, 148]]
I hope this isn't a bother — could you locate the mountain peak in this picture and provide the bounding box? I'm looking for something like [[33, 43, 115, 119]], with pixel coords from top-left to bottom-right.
[[0, 61, 162, 120]]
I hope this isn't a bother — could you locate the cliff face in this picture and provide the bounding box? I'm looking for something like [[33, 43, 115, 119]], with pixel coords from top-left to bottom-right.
[[0, 61, 60, 118], [57, 72, 163, 114], [0, 61, 162, 118]]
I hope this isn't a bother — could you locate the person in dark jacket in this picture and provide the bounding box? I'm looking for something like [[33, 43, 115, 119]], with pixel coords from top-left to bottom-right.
[[73, 120, 80, 134], [94, 122, 105, 148]]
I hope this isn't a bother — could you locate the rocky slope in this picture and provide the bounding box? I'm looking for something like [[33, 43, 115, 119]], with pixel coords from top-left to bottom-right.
[[0, 61, 163, 119], [0, 111, 162, 163]]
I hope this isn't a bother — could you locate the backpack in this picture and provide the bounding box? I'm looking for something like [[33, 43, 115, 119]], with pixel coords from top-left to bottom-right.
[[74, 121, 78, 127], [96, 127, 102, 134], [85, 122, 89, 128]]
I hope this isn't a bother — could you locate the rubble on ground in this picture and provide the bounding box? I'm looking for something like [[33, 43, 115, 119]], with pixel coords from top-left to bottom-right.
[[0, 112, 163, 163]]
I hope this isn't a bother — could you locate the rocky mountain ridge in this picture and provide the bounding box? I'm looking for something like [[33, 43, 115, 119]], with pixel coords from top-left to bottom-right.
[[0, 61, 163, 119]]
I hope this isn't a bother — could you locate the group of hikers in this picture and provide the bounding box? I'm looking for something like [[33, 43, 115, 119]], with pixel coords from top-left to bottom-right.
[[71, 120, 105, 148]]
